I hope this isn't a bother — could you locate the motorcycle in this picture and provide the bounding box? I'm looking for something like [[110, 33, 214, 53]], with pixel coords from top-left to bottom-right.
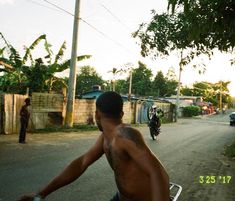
[[148, 120, 161, 140], [148, 107, 162, 140]]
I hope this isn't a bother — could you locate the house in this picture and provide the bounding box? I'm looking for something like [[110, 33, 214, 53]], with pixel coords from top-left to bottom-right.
[[164, 95, 202, 107]]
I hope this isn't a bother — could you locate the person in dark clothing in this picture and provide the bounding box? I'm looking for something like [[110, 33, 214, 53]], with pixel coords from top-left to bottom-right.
[[19, 98, 31, 143], [149, 106, 164, 140]]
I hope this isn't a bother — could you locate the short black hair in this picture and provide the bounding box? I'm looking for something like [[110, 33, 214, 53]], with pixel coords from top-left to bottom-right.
[[96, 91, 123, 119], [25, 98, 30, 103]]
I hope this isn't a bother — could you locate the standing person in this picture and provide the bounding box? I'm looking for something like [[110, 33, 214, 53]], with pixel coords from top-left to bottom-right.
[[19, 98, 31, 144], [17, 91, 169, 201]]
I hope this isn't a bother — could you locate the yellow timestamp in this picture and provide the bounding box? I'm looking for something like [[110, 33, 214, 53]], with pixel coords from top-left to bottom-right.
[[199, 176, 232, 184]]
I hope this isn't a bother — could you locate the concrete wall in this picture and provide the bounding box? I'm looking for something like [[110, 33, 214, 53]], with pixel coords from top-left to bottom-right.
[[74, 99, 96, 124], [0, 93, 174, 134], [73, 100, 133, 125]]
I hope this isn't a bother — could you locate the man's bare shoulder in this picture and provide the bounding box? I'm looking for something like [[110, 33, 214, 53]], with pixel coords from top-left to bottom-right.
[[115, 124, 145, 148]]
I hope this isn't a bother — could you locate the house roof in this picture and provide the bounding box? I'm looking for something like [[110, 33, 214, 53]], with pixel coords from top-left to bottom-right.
[[167, 95, 201, 100], [81, 90, 104, 99]]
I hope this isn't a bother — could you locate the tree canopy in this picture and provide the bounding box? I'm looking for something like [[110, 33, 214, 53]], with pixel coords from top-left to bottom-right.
[[181, 81, 232, 106], [133, 0, 235, 63], [76, 66, 104, 96], [131, 61, 153, 96], [167, 0, 235, 52]]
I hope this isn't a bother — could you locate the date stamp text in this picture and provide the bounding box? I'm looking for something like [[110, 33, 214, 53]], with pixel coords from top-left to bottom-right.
[[199, 176, 232, 184]]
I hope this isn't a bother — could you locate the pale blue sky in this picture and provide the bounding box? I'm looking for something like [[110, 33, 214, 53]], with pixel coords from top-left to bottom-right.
[[1, 0, 235, 96]]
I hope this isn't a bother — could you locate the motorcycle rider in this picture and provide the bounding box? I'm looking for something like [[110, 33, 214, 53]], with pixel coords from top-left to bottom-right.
[[149, 106, 164, 140]]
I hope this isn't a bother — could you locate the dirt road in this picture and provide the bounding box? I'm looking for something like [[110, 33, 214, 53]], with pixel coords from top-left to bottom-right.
[[141, 112, 235, 201], [0, 112, 234, 201]]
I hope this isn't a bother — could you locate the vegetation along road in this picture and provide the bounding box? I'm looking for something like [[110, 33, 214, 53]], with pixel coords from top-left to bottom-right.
[[0, 112, 234, 201]]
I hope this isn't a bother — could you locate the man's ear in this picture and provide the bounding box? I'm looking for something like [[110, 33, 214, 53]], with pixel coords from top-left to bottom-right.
[[120, 111, 124, 118], [95, 110, 101, 120]]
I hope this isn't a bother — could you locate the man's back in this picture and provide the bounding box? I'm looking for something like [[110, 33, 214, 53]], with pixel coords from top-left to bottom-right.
[[17, 92, 169, 201], [103, 124, 169, 201]]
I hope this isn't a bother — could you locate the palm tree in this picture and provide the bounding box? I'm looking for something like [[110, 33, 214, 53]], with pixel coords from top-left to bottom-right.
[[108, 67, 123, 91]]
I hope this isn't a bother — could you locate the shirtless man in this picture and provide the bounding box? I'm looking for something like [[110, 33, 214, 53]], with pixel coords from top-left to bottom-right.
[[17, 91, 169, 201]]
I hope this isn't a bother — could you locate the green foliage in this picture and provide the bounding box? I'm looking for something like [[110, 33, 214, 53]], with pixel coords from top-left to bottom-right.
[[167, 0, 235, 53], [165, 79, 178, 96], [134, 12, 213, 65], [153, 71, 167, 96], [181, 81, 232, 107], [131, 61, 153, 96], [181, 86, 194, 96], [108, 67, 123, 91], [183, 105, 201, 117], [133, 0, 235, 66], [115, 79, 128, 94], [34, 124, 98, 133], [0, 33, 91, 94], [224, 141, 235, 158], [76, 66, 104, 96], [152, 70, 178, 97]]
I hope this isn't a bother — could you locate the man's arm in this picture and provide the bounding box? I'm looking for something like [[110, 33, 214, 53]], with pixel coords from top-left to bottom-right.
[[117, 127, 169, 201], [17, 134, 104, 201]]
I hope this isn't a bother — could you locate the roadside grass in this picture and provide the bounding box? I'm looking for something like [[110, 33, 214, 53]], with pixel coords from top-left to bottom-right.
[[224, 141, 235, 158], [32, 121, 170, 134], [32, 123, 147, 133], [33, 124, 98, 133]]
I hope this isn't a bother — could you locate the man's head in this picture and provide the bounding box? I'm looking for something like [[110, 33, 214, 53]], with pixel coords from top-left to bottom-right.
[[95, 91, 124, 131], [152, 105, 157, 112], [25, 98, 30, 106]]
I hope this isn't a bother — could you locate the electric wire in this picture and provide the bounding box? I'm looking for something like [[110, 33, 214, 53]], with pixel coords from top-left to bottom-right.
[[79, 18, 133, 53], [32, 0, 136, 54], [26, 0, 61, 13], [98, 2, 131, 32], [41, 0, 74, 16]]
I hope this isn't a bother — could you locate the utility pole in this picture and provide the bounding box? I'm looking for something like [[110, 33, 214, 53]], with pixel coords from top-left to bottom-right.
[[128, 69, 132, 101], [65, 0, 81, 128], [175, 51, 183, 122], [219, 81, 223, 111]]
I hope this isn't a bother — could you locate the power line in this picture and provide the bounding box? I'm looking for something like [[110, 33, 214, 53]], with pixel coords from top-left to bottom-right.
[[33, 0, 135, 54], [79, 18, 133, 53], [99, 2, 131, 32], [26, 0, 61, 12], [41, 0, 74, 16]]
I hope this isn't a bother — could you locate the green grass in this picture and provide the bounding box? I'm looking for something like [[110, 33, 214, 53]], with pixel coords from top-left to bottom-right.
[[33, 124, 98, 133], [224, 141, 235, 158], [32, 122, 170, 134]]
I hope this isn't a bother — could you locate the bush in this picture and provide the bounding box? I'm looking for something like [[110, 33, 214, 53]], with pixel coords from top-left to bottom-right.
[[224, 141, 235, 158], [183, 106, 201, 117]]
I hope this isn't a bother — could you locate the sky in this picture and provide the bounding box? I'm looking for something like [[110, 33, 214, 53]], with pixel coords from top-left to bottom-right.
[[0, 0, 235, 96]]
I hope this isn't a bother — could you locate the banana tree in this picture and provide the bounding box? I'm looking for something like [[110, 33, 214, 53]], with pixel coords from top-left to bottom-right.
[[0, 33, 47, 92], [43, 41, 91, 93], [0, 33, 91, 93], [22, 41, 91, 93]]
